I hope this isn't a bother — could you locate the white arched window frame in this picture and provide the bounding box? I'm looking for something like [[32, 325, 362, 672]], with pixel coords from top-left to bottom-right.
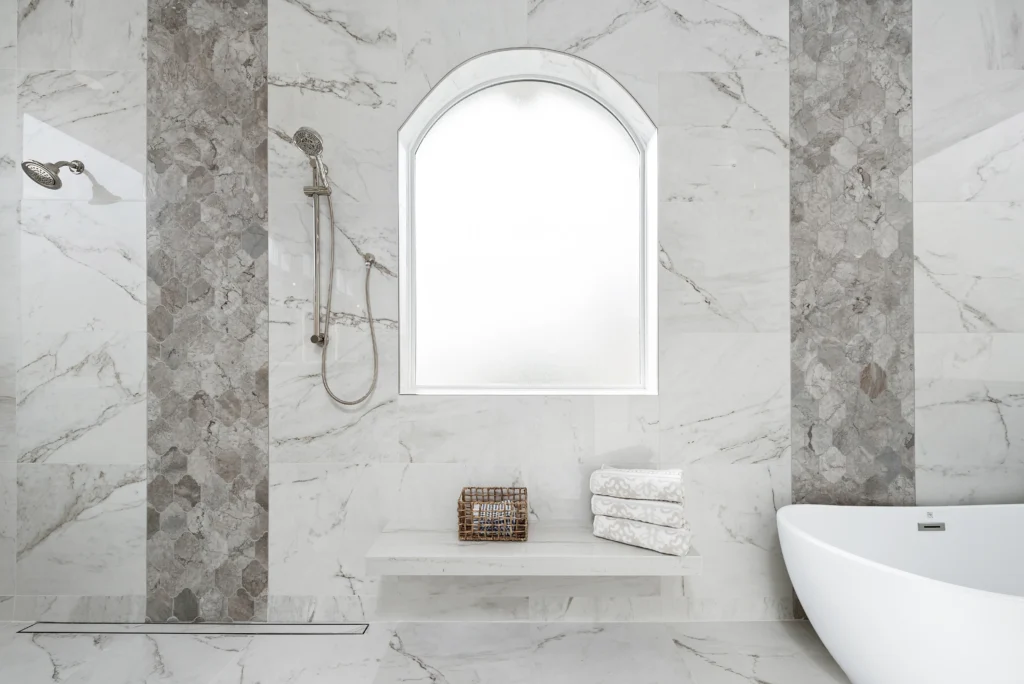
[[399, 48, 658, 395]]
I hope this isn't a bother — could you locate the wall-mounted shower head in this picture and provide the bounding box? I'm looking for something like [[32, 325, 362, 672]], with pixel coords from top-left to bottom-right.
[[293, 127, 324, 157], [21, 159, 85, 190]]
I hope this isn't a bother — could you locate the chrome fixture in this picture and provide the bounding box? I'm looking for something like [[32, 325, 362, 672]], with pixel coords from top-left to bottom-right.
[[293, 127, 379, 405], [21, 159, 85, 190]]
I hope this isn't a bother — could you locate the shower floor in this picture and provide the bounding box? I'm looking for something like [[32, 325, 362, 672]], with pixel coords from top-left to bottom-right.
[[0, 620, 850, 683]]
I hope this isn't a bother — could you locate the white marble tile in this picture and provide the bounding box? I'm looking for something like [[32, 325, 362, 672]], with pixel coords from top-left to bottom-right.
[[0, 462, 13, 596], [13, 595, 145, 622], [592, 396, 658, 468], [679, 463, 792, 620], [667, 622, 850, 683], [17, 0, 146, 71], [19, 70, 145, 202], [16, 464, 146, 595], [0, 336, 12, 465], [659, 70, 788, 203], [378, 622, 538, 682], [915, 71, 1024, 164], [527, 596, 691, 622], [916, 333, 1024, 505], [211, 631, 391, 684], [269, 0, 397, 79], [267, 595, 376, 623], [397, 0, 528, 120], [915, 202, 1024, 333], [0, 0, 15, 69], [376, 593, 530, 622], [268, 71, 396, 207], [380, 574, 660, 599], [0, 596, 12, 621], [914, 0, 1024, 72], [660, 333, 790, 466], [20, 201, 145, 333], [17, 331, 145, 464], [0, 205, 15, 465], [0, 70, 17, 202], [398, 395, 591, 465], [660, 200, 789, 332], [915, 105, 1024, 202], [268, 463, 384, 598], [528, 0, 787, 82], [269, 201, 399, 464], [0, 633, 250, 684]]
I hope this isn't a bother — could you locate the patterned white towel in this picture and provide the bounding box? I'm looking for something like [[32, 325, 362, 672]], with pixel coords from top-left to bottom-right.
[[593, 515, 692, 557], [591, 494, 686, 529], [589, 467, 684, 504]]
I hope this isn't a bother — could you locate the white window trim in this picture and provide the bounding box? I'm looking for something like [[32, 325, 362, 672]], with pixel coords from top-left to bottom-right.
[[398, 47, 658, 396]]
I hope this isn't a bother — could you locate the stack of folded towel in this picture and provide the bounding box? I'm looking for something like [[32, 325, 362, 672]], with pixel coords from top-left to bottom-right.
[[590, 467, 691, 556]]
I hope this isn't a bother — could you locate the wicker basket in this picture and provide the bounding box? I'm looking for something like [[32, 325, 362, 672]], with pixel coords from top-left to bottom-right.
[[457, 487, 529, 541]]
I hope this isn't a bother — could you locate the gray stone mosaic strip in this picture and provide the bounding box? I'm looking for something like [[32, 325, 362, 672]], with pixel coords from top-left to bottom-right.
[[147, 0, 269, 622], [791, 0, 915, 505]]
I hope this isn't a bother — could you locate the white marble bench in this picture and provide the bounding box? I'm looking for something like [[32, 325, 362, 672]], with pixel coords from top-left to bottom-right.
[[365, 525, 702, 578]]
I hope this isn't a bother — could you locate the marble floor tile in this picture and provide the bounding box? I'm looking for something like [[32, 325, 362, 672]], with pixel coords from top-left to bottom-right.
[[20, 201, 146, 333], [915, 202, 1024, 333], [210, 630, 392, 684], [916, 333, 1024, 505], [17, 331, 146, 464], [19, 70, 146, 202], [914, 0, 1024, 71], [0, 622, 850, 684], [16, 463, 146, 596], [0, 633, 250, 684]]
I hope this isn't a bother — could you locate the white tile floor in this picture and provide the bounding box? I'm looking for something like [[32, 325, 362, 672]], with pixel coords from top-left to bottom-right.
[[0, 621, 851, 683]]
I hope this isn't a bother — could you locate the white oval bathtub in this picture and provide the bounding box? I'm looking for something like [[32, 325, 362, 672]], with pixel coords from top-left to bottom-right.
[[778, 504, 1024, 684]]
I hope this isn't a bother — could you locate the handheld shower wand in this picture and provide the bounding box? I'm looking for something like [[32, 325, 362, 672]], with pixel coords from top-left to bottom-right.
[[293, 127, 379, 406]]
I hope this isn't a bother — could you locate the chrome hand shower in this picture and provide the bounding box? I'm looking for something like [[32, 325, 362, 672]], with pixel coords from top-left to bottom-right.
[[293, 127, 379, 405]]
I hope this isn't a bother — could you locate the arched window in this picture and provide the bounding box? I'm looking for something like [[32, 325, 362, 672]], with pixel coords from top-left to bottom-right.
[[399, 48, 657, 395]]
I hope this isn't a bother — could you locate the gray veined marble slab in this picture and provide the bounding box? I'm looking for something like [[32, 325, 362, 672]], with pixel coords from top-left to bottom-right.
[[366, 526, 702, 576]]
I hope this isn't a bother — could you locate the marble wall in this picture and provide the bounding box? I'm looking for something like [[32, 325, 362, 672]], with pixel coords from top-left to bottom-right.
[[1, 0, 149, 622], [146, 1, 270, 622], [914, 0, 1024, 505], [790, 0, 915, 506], [267, 0, 792, 622]]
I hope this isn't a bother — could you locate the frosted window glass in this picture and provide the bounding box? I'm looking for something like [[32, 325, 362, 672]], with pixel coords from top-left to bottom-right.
[[412, 80, 643, 390]]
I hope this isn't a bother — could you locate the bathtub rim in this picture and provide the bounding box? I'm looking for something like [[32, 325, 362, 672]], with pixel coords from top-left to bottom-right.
[[777, 503, 1024, 605]]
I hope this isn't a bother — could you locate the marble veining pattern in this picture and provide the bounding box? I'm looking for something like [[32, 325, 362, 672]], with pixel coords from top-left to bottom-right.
[[791, 0, 915, 505], [147, 0, 269, 622], [0, 622, 851, 684], [265, 0, 792, 622]]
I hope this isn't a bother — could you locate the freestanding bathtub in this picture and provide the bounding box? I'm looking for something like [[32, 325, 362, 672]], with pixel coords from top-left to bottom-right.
[[778, 504, 1024, 684]]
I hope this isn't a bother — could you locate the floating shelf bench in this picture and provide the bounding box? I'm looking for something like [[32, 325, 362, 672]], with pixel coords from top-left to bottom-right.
[[366, 526, 702, 577]]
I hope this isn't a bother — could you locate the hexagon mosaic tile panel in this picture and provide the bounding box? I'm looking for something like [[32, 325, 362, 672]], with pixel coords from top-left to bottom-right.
[[791, 0, 915, 505], [146, 0, 269, 622]]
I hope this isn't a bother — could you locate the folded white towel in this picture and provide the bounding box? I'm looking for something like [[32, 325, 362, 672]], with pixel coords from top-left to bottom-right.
[[589, 467, 684, 504], [593, 515, 692, 556], [591, 494, 686, 529]]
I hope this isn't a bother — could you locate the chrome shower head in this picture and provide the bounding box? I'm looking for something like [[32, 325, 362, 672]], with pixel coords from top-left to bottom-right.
[[21, 159, 85, 190], [293, 127, 324, 157]]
